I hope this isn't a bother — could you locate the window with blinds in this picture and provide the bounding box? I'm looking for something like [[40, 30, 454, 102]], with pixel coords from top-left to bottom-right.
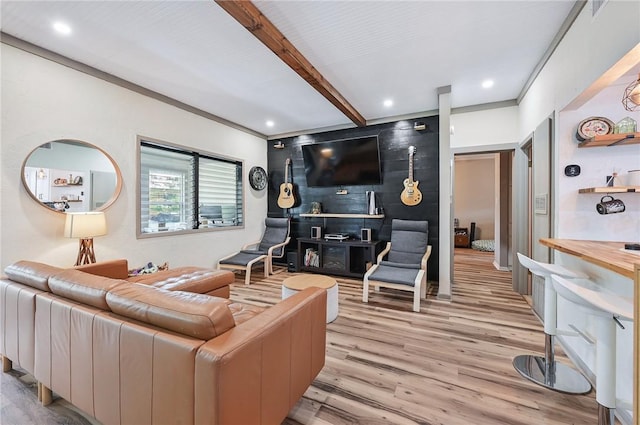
[[138, 138, 243, 236]]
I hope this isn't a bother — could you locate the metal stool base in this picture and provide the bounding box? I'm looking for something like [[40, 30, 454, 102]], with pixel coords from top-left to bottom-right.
[[513, 355, 592, 394]]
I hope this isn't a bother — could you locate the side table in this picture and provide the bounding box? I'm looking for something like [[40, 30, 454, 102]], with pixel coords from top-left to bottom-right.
[[282, 274, 338, 323]]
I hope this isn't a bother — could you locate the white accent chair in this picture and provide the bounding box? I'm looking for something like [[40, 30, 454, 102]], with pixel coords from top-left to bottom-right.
[[362, 219, 431, 313], [218, 218, 290, 285]]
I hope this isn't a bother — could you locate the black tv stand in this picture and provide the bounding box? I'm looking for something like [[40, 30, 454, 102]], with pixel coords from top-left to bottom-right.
[[297, 237, 382, 278]]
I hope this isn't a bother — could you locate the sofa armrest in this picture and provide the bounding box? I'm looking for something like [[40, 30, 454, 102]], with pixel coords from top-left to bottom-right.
[[194, 287, 327, 425], [74, 259, 129, 280]]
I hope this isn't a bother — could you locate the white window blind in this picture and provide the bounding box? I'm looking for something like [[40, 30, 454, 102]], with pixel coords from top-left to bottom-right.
[[139, 139, 243, 236]]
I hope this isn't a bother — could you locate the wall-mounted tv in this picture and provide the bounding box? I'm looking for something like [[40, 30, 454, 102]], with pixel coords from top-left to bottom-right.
[[301, 136, 382, 187]]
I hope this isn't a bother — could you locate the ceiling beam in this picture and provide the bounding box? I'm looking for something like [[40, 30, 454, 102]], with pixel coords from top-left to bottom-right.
[[215, 0, 366, 127]]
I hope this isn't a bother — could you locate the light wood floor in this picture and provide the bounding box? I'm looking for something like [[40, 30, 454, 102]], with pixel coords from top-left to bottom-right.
[[1, 249, 609, 424]]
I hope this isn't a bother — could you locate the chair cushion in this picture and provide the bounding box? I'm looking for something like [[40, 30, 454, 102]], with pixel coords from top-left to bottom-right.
[[219, 251, 266, 266], [388, 219, 428, 264], [368, 264, 420, 286], [380, 261, 420, 270], [240, 249, 268, 255], [258, 217, 289, 256]]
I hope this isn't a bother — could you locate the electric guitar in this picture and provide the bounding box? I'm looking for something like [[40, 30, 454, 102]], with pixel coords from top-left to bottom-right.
[[400, 146, 422, 206], [277, 158, 295, 208]]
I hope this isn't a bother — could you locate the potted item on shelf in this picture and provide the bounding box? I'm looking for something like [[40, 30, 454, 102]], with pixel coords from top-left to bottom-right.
[[614, 117, 637, 134]]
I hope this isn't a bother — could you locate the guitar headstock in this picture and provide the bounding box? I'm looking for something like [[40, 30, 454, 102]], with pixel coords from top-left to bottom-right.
[[408, 146, 416, 156]]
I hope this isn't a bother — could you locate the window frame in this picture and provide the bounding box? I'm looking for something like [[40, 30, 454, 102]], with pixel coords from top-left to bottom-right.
[[136, 135, 245, 238]]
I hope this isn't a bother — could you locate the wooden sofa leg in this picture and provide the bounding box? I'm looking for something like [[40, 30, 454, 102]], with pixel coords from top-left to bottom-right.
[[40, 384, 53, 406], [2, 355, 12, 372]]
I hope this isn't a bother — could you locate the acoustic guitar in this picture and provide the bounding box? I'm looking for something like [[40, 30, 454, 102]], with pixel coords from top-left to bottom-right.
[[277, 158, 295, 208], [400, 146, 422, 206]]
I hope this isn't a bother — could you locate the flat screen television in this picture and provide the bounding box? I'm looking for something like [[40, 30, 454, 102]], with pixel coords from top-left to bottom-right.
[[301, 136, 382, 187]]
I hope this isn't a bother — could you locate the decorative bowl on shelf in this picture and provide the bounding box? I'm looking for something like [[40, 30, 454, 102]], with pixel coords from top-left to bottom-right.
[[575, 116, 614, 141]]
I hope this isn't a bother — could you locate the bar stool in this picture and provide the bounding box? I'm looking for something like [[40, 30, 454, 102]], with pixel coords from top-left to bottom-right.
[[513, 253, 592, 394], [552, 275, 634, 425]]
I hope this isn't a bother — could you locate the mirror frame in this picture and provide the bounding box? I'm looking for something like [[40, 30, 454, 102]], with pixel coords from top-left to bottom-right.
[[21, 139, 123, 213]]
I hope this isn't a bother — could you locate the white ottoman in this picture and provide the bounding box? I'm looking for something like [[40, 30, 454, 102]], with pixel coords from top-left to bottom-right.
[[282, 274, 338, 323]]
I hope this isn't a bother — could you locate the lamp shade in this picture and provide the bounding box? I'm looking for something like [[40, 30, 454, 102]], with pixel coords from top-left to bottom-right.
[[64, 212, 107, 238]]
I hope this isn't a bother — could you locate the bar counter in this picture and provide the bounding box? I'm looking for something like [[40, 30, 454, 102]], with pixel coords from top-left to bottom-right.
[[539, 238, 640, 279]]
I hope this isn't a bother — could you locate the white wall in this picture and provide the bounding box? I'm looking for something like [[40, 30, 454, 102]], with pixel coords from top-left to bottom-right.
[[451, 105, 519, 149], [1, 44, 268, 270], [558, 85, 640, 241], [518, 1, 640, 141], [454, 156, 495, 240]]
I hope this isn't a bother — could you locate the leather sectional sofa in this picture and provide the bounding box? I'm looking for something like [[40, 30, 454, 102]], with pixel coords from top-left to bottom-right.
[[0, 260, 327, 425]]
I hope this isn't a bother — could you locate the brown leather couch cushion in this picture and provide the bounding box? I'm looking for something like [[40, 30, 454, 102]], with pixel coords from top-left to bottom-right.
[[128, 267, 233, 295], [74, 259, 129, 280], [225, 301, 266, 325], [48, 269, 126, 310], [106, 283, 235, 339], [4, 261, 63, 292]]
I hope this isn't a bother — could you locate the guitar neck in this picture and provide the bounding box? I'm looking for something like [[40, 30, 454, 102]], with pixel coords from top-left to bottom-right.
[[284, 159, 290, 184], [408, 153, 414, 182]]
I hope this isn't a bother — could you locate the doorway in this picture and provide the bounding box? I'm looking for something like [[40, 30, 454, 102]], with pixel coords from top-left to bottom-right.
[[452, 149, 514, 276]]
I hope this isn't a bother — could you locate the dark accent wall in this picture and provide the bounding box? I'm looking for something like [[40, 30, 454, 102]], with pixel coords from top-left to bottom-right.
[[267, 117, 440, 281]]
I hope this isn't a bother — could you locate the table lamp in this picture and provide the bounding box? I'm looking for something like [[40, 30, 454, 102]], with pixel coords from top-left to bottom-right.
[[64, 212, 107, 266]]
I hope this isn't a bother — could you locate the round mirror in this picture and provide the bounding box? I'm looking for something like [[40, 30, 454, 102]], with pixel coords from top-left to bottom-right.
[[21, 140, 122, 213]]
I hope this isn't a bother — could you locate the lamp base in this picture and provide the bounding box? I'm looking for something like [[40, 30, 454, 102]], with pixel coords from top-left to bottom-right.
[[75, 237, 96, 266]]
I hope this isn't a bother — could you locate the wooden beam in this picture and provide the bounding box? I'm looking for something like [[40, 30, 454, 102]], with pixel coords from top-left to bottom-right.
[[215, 0, 366, 127]]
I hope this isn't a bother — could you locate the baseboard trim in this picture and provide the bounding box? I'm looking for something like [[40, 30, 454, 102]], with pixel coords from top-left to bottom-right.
[[436, 292, 452, 302], [492, 260, 510, 272]]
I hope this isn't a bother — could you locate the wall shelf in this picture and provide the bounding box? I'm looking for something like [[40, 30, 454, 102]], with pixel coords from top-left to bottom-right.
[[578, 132, 640, 148], [299, 213, 384, 219], [578, 186, 639, 193]]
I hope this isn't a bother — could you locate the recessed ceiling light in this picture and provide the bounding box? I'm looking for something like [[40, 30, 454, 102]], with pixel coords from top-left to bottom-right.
[[482, 79, 494, 89], [266, 120, 275, 127], [53, 21, 72, 35], [383, 99, 393, 107]]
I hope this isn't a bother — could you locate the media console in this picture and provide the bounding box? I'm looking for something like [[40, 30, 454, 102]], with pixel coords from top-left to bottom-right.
[[297, 237, 382, 278]]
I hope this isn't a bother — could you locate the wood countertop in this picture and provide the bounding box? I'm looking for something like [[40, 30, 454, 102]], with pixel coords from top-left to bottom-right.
[[540, 238, 640, 279]]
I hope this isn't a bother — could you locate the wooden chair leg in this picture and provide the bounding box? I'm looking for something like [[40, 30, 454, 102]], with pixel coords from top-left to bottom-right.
[[2, 355, 12, 372], [413, 281, 421, 312], [40, 384, 53, 406], [362, 279, 369, 303], [244, 268, 251, 285]]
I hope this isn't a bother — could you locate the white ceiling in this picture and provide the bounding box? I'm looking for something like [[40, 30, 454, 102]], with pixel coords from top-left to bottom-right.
[[1, 1, 579, 138]]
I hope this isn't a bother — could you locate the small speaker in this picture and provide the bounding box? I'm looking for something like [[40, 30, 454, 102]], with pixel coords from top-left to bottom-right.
[[311, 226, 322, 239], [361, 228, 371, 242], [287, 251, 298, 272]]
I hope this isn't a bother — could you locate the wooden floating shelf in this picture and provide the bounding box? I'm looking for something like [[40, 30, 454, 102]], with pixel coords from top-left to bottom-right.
[[578, 186, 640, 193], [299, 213, 385, 219], [578, 132, 640, 148]]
